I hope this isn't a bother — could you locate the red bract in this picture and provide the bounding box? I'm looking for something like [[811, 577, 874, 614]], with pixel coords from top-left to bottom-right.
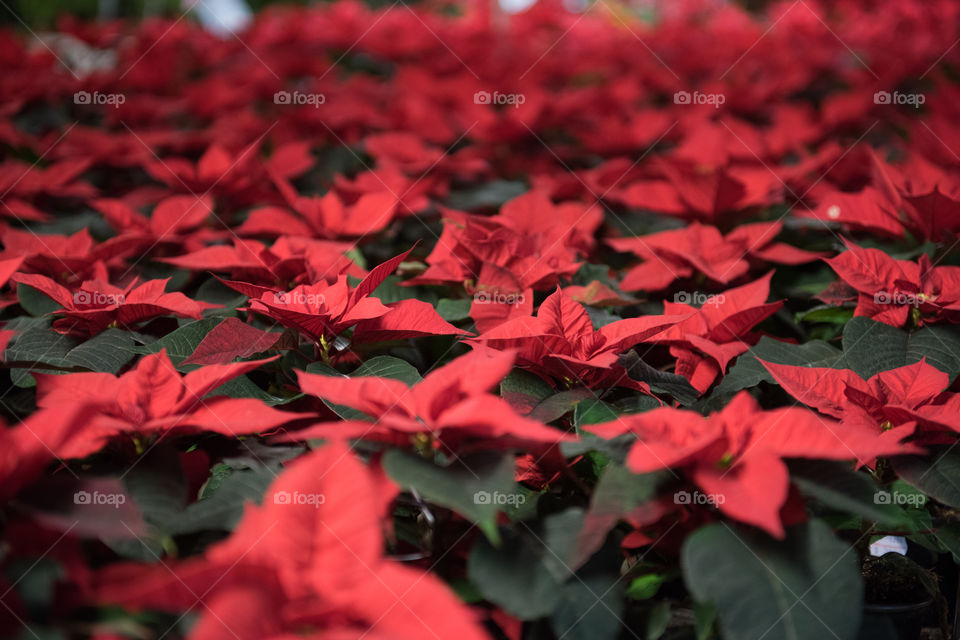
[[587, 391, 913, 537], [804, 152, 960, 242], [281, 348, 574, 450], [32, 350, 307, 459], [469, 287, 683, 390], [11, 272, 218, 336], [237, 172, 398, 239], [0, 405, 98, 500], [649, 273, 783, 393], [825, 239, 960, 327], [0, 159, 95, 221], [91, 194, 218, 252], [411, 190, 602, 330], [333, 164, 433, 215], [0, 227, 126, 283], [224, 247, 467, 348], [761, 358, 955, 445], [144, 143, 260, 200], [97, 442, 490, 640], [160, 236, 360, 286], [617, 158, 782, 224], [607, 221, 822, 292]]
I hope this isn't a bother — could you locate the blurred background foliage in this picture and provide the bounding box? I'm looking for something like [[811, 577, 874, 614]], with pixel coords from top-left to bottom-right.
[[0, 0, 310, 28]]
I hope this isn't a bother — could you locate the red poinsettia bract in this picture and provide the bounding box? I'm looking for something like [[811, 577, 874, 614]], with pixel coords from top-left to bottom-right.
[[223, 247, 468, 349], [649, 273, 783, 393], [586, 391, 912, 537], [762, 358, 955, 445], [11, 272, 218, 336], [469, 287, 683, 390], [607, 221, 822, 292], [824, 239, 960, 327], [280, 348, 574, 450], [32, 350, 307, 459], [97, 442, 490, 640]]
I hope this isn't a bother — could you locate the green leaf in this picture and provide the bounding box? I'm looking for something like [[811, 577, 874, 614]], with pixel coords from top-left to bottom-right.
[[619, 352, 699, 405], [795, 305, 854, 325], [132, 318, 222, 367], [16, 283, 62, 316], [436, 298, 472, 322], [573, 398, 620, 430], [351, 355, 422, 386], [575, 464, 670, 565], [694, 602, 717, 640], [468, 508, 583, 619], [4, 325, 75, 367], [501, 368, 554, 405], [62, 328, 136, 373], [843, 317, 960, 381], [122, 447, 188, 532], [926, 522, 960, 564], [169, 466, 275, 535], [682, 520, 862, 640], [787, 460, 911, 527], [842, 318, 907, 379], [529, 388, 595, 423], [302, 357, 419, 420], [382, 450, 516, 544], [551, 573, 625, 640], [561, 432, 634, 465], [207, 374, 299, 406], [5, 557, 63, 614], [713, 336, 843, 396], [893, 446, 960, 509], [4, 325, 135, 376], [446, 179, 527, 210], [907, 325, 960, 382], [645, 601, 672, 640], [625, 573, 666, 599]]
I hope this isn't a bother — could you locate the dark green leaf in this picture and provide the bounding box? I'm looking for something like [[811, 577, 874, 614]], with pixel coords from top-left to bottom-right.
[[382, 450, 516, 543], [682, 520, 862, 640], [551, 573, 624, 640], [619, 352, 699, 405], [788, 460, 911, 527], [468, 508, 583, 619], [436, 298, 472, 322], [131, 317, 222, 367], [843, 318, 960, 381], [16, 283, 62, 316], [893, 446, 960, 509], [713, 336, 844, 396], [352, 355, 421, 386]]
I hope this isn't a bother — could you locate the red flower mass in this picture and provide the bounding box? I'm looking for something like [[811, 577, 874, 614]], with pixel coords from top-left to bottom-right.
[[3, 1, 960, 638]]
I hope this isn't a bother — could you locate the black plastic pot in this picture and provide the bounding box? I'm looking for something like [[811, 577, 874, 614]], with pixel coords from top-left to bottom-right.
[[862, 597, 935, 640]]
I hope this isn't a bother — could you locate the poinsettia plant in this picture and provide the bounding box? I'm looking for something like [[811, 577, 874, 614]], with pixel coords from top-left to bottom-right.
[[4, 1, 960, 639]]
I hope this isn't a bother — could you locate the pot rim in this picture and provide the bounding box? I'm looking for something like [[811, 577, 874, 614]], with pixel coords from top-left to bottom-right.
[[863, 597, 935, 614]]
